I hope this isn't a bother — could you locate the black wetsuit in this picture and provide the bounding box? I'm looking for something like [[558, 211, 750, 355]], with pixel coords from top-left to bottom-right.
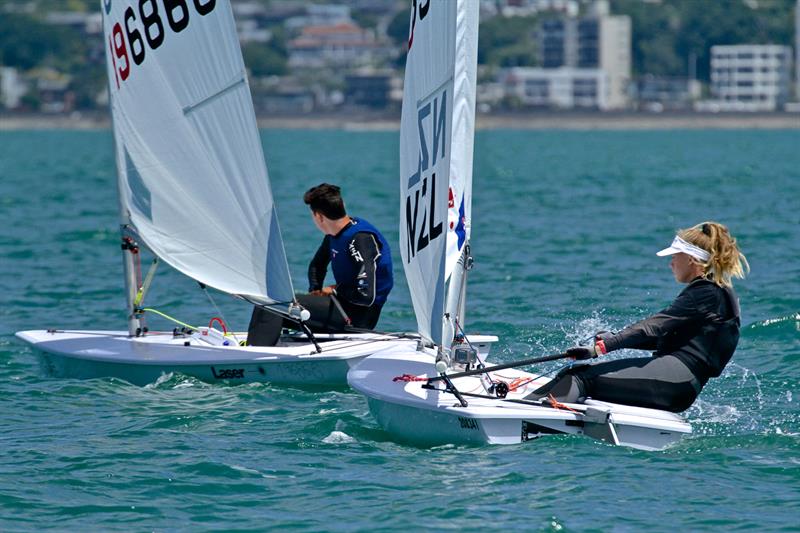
[[529, 278, 741, 412], [247, 219, 393, 345]]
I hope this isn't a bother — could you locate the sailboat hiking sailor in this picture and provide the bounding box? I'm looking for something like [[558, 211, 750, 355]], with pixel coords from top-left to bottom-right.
[[15, 0, 494, 388], [347, 1, 739, 450], [248, 183, 394, 346], [527, 222, 748, 413]]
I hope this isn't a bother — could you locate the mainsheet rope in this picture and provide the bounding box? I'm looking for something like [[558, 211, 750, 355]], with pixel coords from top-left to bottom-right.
[[138, 307, 414, 350]]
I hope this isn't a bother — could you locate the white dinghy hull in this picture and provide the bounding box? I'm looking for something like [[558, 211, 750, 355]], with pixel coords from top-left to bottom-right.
[[349, 348, 692, 451], [17, 331, 499, 388], [16, 329, 421, 387]]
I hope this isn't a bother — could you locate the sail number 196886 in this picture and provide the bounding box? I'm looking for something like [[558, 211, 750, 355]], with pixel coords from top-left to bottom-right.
[[108, 0, 217, 88]]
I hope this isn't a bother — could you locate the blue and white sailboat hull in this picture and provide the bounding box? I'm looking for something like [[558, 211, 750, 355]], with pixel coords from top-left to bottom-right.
[[17, 329, 418, 387], [348, 348, 692, 450]]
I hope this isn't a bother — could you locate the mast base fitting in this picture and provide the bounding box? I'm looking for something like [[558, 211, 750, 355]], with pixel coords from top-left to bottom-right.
[[121, 236, 139, 253], [451, 345, 478, 366]]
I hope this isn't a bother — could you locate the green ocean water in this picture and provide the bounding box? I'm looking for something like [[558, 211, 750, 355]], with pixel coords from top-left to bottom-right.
[[1, 128, 799, 531]]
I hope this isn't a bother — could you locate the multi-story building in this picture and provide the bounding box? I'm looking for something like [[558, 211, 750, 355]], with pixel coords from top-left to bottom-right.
[[632, 75, 701, 111], [285, 4, 353, 31], [537, 0, 630, 109], [43, 11, 102, 35], [232, 2, 271, 43], [706, 45, 793, 111], [1, 67, 28, 109], [501, 67, 609, 109], [540, 18, 577, 68], [288, 23, 387, 69], [344, 69, 401, 109], [481, 0, 579, 18]]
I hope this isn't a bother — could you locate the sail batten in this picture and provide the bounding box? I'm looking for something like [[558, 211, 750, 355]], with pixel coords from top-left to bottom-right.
[[182, 73, 246, 115], [102, 0, 294, 305], [416, 76, 454, 108]]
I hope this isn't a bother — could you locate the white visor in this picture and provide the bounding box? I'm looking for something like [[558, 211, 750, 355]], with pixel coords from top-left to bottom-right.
[[656, 236, 710, 262]]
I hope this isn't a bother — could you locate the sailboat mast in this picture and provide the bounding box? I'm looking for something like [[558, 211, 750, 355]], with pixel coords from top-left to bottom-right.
[[456, 243, 471, 326], [115, 120, 141, 336], [120, 223, 142, 336], [440, 242, 471, 359], [103, 27, 140, 337]]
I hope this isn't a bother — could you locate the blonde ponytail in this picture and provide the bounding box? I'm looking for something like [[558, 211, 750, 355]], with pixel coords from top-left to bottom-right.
[[679, 222, 749, 287]]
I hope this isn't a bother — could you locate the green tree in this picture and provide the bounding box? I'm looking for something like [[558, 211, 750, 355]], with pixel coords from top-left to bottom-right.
[[71, 63, 106, 109], [387, 9, 409, 46], [242, 43, 287, 77], [612, 0, 795, 81], [241, 22, 289, 77], [673, 0, 794, 81], [351, 11, 378, 32], [0, 14, 87, 72], [493, 43, 538, 68], [478, 15, 539, 66]]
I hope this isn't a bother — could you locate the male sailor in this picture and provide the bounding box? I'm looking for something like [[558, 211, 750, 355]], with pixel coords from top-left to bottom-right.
[[248, 183, 393, 345]]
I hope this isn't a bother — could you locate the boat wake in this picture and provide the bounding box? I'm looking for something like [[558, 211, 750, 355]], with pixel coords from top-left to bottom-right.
[[562, 311, 617, 346], [322, 430, 356, 444], [744, 312, 800, 333], [144, 372, 212, 390], [690, 400, 742, 425]]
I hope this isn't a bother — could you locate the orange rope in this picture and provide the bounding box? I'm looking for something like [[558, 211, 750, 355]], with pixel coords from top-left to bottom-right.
[[507, 377, 535, 391], [392, 374, 428, 382], [547, 394, 581, 413]]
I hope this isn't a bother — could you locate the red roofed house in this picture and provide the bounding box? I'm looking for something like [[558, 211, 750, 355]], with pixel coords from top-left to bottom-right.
[[288, 23, 385, 69]]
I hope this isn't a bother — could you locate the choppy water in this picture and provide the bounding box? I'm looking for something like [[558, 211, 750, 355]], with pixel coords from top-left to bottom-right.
[[1, 129, 799, 531]]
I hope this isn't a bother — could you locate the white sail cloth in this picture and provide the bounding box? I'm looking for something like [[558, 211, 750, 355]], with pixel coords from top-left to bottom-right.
[[102, 0, 293, 305], [399, 1, 478, 345]]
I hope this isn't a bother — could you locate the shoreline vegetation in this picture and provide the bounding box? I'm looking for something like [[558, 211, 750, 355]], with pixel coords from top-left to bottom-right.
[[1, 110, 798, 131]]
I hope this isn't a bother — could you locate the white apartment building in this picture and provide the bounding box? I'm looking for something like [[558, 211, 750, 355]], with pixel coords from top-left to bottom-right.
[[502, 67, 609, 109], [595, 13, 631, 109], [1, 67, 28, 109], [708, 45, 793, 111], [537, 1, 630, 109]]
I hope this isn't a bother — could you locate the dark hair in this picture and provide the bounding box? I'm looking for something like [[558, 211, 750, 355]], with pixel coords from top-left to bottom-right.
[[303, 183, 346, 219]]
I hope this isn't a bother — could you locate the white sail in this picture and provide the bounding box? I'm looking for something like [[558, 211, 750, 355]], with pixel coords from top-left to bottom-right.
[[101, 0, 293, 305], [399, 1, 478, 345]]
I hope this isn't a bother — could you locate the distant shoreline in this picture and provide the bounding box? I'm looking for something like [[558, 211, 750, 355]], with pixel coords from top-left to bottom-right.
[[1, 111, 798, 130]]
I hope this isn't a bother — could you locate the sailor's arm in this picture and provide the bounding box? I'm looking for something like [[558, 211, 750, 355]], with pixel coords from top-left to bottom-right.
[[603, 286, 711, 352], [307, 236, 331, 292]]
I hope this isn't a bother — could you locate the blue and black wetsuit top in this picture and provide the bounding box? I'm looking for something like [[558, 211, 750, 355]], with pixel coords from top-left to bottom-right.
[[307, 217, 393, 307]]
